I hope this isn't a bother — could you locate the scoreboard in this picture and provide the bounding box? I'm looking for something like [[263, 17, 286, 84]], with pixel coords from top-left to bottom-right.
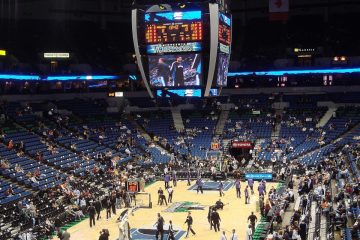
[[218, 24, 231, 45], [145, 21, 202, 44], [132, 2, 232, 97]]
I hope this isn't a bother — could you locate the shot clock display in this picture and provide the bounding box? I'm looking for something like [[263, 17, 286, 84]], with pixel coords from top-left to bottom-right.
[[127, 180, 140, 192]]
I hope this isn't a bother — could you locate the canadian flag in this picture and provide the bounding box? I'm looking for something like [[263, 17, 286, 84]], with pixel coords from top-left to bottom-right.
[[269, 0, 289, 21]]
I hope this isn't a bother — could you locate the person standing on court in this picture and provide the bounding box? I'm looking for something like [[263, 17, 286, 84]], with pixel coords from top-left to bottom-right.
[[61, 229, 71, 240], [111, 193, 117, 215], [211, 208, 221, 232], [230, 229, 239, 240], [95, 198, 102, 220], [168, 220, 175, 240], [248, 178, 254, 195], [247, 212, 257, 234], [164, 173, 170, 189], [187, 169, 191, 186], [157, 187, 164, 205], [245, 185, 250, 204], [258, 182, 265, 197], [167, 185, 174, 203], [207, 206, 213, 230], [261, 179, 267, 194], [235, 179, 241, 198], [245, 224, 253, 240], [196, 177, 203, 194], [219, 181, 225, 197], [87, 202, 96, 228], [184, 212, 196, 238], [106, 197, 112, 220], [172, 170, 177, 187], [155, 213, 164, 240], [159, 191, 168, 206], [220, 231, 227, 240]]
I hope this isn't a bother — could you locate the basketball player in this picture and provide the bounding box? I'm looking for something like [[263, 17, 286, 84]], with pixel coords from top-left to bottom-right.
[[219, 181, 225, 197], [235, 179, 241, 198], [155, 213, 165, 240], [245, 185, 250, 204], [170, 56, 184, 86], [196, 177, 203, 194], [248, 178, 254, 195], [186, 170, 191, 186]]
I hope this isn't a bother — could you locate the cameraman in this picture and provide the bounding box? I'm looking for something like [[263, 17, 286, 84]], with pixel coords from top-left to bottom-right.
[[99, 229, 109, 240]]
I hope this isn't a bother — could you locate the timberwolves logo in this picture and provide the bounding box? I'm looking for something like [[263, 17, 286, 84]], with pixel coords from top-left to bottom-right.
[[163, 202, 205, 213]]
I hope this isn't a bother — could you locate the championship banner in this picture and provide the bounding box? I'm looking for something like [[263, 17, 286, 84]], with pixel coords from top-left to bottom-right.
[[269, 0, 289, 21], [231, 141, 253, 148]]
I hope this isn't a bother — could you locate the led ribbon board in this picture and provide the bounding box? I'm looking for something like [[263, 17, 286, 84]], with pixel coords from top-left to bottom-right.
[[228, 67, 360, 76], [245, 173, 273, 180], [146, 42, 202, 54]]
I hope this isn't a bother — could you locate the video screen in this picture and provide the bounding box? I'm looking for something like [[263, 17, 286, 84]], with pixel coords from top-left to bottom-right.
[[218, 12, 231, 46], [156, 89, 202, 97], [216, 52, 230, 86], [218, 23, 231, 45], [145, 11, 202, 22], [148, 54, 202, 87], [209, 89, 219, 96], [145, 21, 202, 44]]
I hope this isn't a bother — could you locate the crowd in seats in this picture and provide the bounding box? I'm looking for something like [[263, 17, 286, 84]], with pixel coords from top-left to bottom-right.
[[180, 109, 218, 159], [0, 100, 160, 239], [0, 94, 359, 239], [224, 108, 274, 141]]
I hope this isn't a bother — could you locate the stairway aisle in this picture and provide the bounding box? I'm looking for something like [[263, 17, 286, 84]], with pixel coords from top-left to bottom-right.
[[307, 200, 318, 240], [215, 109, 230, 135], [171, 108, 185, 131]]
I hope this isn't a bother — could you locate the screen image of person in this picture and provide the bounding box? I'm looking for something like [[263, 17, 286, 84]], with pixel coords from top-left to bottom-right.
[[149, 54, 201, 87], [170, 55, 201, 87], [156, 58, 171, 86], [170, 56, 185, 86]]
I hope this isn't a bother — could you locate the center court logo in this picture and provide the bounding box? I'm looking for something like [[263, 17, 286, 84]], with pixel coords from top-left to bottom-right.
[[163, 202, 205, 213]]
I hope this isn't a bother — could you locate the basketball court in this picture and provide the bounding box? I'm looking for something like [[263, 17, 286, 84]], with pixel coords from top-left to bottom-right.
[[52, 180, 278, 240]]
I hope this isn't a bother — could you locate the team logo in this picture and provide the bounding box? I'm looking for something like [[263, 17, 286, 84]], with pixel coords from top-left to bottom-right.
[[163, 201, 205, 213]]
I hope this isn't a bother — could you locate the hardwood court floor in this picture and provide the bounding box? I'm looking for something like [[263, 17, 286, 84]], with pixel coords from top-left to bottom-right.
[[54, 180, 278, 240]]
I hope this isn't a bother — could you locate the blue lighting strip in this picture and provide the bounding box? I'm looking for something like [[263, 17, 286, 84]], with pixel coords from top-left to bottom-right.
[[228, 67, 360, 77], [0, 74, 40, 80], [47, 75, 118, 81], [0, 74, 118, 81]]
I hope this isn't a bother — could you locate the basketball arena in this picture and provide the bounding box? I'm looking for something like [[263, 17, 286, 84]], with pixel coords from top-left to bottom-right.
[[0, 0, 359, 240]]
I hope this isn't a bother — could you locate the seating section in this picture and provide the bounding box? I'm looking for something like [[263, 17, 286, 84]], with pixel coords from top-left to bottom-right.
[[0, 179, 32, 205], [181, 109, 218, 159], [0, 94, 359, 239], [224, 109, 274, 140]]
